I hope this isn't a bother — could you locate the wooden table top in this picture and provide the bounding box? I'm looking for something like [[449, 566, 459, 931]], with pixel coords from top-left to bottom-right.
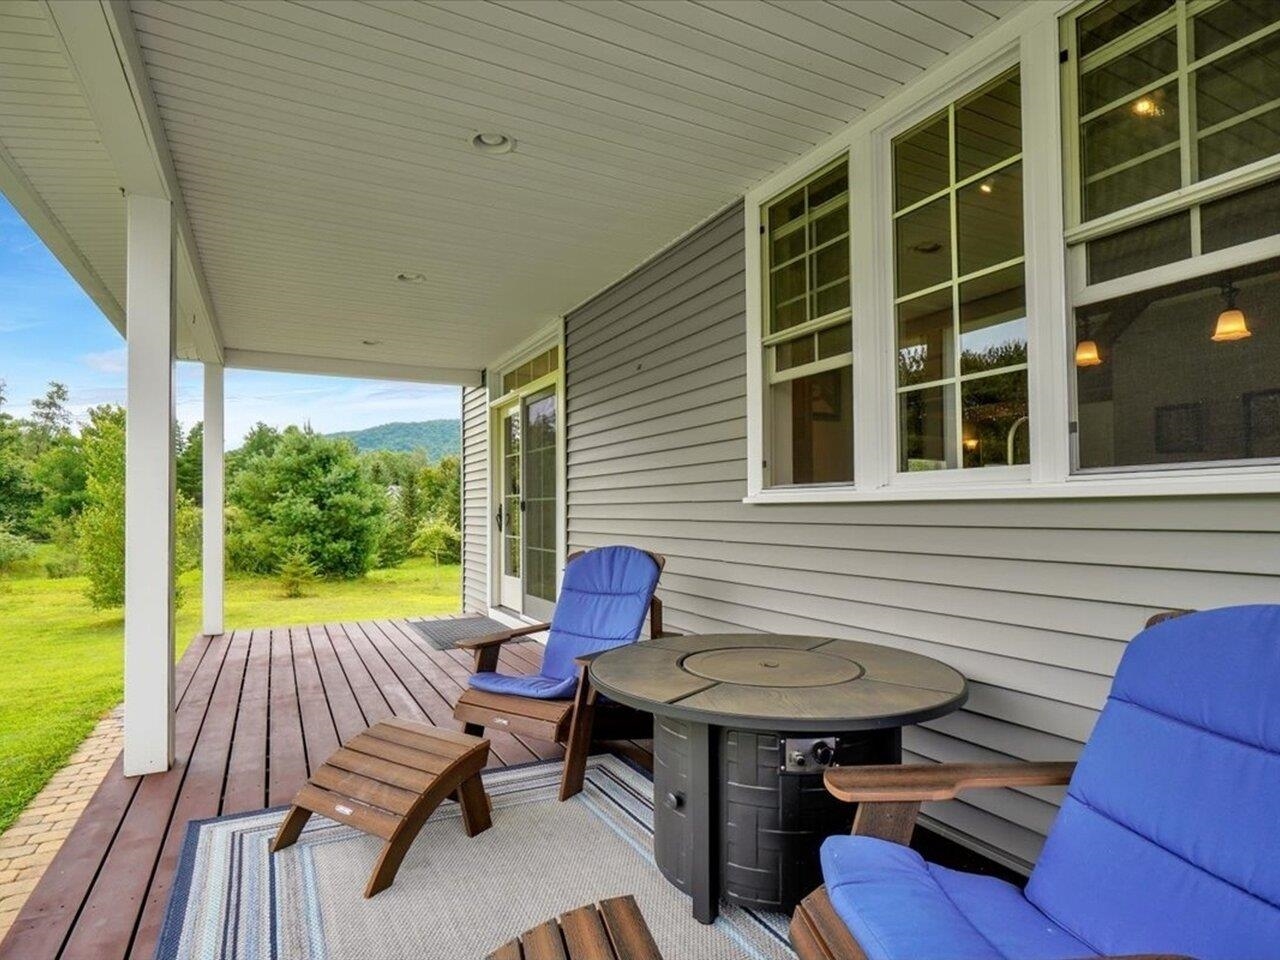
[[589, 634, 967, 733]]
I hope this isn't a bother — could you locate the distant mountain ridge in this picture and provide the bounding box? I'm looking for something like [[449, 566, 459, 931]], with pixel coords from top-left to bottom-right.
[[327, 419, 460, 459]]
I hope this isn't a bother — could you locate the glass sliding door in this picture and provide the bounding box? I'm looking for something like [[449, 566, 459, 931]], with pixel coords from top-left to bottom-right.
[[521, 387, 559, 620], [499, 404, 522, 609]]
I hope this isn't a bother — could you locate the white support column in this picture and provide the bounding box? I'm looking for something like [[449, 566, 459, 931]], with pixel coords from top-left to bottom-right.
[[202, 364, 225, 636], [124, 194, 176, 777]]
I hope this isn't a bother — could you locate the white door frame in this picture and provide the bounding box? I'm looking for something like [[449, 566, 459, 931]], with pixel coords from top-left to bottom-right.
[[485, 321, 567, 620]]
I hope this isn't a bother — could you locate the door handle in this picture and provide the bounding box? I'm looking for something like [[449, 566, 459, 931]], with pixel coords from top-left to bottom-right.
[[495, 506, 504, 531]]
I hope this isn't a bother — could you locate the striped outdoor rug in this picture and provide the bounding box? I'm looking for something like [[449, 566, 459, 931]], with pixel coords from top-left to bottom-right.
[[156, 755, 794, 960]]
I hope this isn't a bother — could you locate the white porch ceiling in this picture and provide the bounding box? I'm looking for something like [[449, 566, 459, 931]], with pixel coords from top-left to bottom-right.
[[2, 0, 1022, 377]]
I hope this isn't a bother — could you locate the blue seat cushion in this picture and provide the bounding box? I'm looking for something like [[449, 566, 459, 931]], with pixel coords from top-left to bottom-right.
[[821, 836, 1096, 960], [466, 671, 576, 701]]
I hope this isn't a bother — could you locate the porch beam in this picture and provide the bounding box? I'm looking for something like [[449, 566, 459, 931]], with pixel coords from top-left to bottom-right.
[[202, 364, 224, 637], [123, 193, 176, 776], [222, 348, 483, 387]]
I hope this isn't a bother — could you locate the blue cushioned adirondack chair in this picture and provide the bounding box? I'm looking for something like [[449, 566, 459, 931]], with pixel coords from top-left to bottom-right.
[[453, 546, 665, 801], [791, 605, 1280, 960]]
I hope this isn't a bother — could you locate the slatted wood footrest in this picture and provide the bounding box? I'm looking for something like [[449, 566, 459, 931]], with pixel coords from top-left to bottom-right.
[[488, 895, 664, 960], [270, 717, 492, 897]]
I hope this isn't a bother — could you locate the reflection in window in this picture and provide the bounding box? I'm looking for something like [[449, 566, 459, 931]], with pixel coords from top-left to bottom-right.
[[892, 67, 1028, 472], [1075, 257, 1280, 469], [770, 367, 854, 485]]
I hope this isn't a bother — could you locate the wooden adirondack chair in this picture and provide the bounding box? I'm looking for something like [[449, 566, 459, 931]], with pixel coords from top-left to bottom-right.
[[453, 545, 665, 801], [488, 896, 663, 960], [791, 606, 1280, 960]]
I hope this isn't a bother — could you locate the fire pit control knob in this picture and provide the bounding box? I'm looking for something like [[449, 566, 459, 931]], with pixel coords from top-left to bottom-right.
[[811, 741, 834, 766]]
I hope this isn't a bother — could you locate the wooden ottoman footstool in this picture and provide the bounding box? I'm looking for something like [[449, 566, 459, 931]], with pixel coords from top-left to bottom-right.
[[270, 717, 492, 897]]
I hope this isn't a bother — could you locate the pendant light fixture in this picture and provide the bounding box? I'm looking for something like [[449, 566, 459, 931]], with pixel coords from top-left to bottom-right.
[[1075, 338, 1102, 367], [1212, 280, 1252, 342]]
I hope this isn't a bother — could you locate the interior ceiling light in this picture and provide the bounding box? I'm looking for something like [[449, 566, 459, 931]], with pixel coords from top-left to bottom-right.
[[472, 132, 516, 155], [1132, 95, 1163, 118], [395, 272, 426, 283], [979, 181, 994, 194], [1212, 280, 1252, 342]]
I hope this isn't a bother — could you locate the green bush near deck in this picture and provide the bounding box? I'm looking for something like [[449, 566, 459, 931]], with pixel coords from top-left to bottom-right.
[[0, 550, 460, 835]]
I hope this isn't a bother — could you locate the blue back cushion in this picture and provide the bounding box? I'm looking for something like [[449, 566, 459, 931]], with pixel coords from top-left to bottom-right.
[[540, 546, 661, 682], [1025, 605, 1280, 960]]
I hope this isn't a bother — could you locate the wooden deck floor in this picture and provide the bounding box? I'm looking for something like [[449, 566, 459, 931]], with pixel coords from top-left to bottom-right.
[[0, 619, 625, 960]]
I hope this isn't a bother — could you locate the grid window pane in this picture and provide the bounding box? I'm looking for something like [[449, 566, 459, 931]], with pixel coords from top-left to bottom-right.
[[957, 162, 1023, 276], [895, 196, 951, 297], [893, 115, 950, 210], [775, 336, 815, 372], [955, 72, 1022, 179], [1086, 211, 1192, 283], [962, 372, 1030, 468], [1075, 256, 1280, 469], [1078, 0, 1174, 57], [818, 323, 852, 359], [960, 265, 1026, 375], [1081, 82, 1179, 220], [765, 161, 849, 336], [897, 288, 953, 387], [1192, 0, 1280, 60], [1080, 29, 1177, 115], [1202, 179, 1280, 254], [899, 386, 954, 471]]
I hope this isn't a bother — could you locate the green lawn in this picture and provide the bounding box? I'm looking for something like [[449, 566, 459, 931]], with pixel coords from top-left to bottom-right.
[[0, 552, 460, 834]]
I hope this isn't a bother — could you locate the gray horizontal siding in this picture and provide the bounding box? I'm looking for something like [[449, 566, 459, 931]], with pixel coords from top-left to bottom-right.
[[461, 383, 488, 614], [564, 201, 1280, 871]]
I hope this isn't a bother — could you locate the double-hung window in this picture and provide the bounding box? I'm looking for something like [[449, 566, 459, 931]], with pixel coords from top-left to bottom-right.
[[891, 68, 1027, 473], [1064, 0, 1280, 471], [761, 160, 853, 486]]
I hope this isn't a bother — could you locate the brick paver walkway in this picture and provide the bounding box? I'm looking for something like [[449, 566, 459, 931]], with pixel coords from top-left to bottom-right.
[[0, 706, 123, 938]]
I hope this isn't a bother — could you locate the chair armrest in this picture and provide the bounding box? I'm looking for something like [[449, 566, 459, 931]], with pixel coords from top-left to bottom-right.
[[456, 621, 551, 651], [825, 761, 1076, 803]]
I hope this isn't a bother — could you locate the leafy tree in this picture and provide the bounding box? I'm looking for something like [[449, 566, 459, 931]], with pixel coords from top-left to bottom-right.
[[227, 427, 386, 578], [24, 381, 73, 458], [77, 406, 127, 608], [375, 490, 414, 568], [277, 547, 317, 598], [0, 382, 38, 535], [411, 518, 461, 565], [76, 405, 199, 608], [226, 422, 281, 481], [30, 435, 87, 534], [418, 454, 461, 530], [176, 422, 203, 503]]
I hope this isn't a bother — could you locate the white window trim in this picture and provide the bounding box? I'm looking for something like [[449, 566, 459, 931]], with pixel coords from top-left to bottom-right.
[[744, 0, 1280, 504]]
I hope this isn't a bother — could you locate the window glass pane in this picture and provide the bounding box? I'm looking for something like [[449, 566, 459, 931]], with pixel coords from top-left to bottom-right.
[[957, 162, 1023, 276], [1192, 0, 1280, 60], [895, 196, 951, 297], [955, 72, 1022, 179], [1198, 104, 1280, 182], [818, 323, 852, 359], [765, 161, 849, 337], [899, 385, 955, 471], [1201, 178, 1280, 254], [1081, 81, 1179, 219], [769, 367, 853, 484], [897, 288, 953, 386], [1086, 211, 1191, 283], [960, 265, 1026, 375], [1080, 29, 1177, 115], [893, 114, 949, 210], [1074, 256, 1280, 469], [1078, 0, 1174, 58], [962, 372, 1029, 468], [775, 335, 815, 372], [1194, 29, 1280, 128]]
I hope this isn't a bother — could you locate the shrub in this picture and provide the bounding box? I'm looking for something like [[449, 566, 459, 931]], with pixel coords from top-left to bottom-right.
[[278, 547, 317, 598], [411, 519, 461, 565], [375, 492, 413, 569], [43, 553, 80, 579], [0, 525, 34, 574], [227, 427, 386, 579], [77, 407, 126, 608]]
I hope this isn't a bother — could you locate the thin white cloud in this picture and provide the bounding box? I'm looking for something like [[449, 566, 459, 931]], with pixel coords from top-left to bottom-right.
[[81, 347, 128, 374]]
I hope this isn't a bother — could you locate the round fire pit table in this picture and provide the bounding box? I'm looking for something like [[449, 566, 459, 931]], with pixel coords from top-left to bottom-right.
[[589, 634, 967, 923]]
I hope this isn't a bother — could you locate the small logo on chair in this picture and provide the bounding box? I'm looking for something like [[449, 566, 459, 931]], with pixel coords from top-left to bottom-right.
[[334, 804, 354, 816], [491, 717, 509, 726]]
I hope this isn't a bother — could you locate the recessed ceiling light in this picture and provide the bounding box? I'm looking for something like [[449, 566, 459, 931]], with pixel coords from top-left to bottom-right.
[[362, 339, 382, 346], [979, 181, 994, 194], [395, 272, 426, 283], [472, 132, 516, 155]]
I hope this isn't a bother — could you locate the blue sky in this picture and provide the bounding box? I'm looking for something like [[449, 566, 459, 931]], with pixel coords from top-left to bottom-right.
[[0, 196, 459, 445]]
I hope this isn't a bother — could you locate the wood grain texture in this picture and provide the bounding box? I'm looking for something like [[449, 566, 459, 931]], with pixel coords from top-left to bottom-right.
[[826, 761, 1077, 803], [486, 896, 663, 960]]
